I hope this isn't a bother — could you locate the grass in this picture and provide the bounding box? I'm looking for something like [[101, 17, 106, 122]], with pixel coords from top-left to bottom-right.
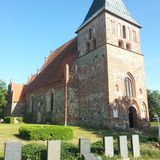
[[0, 123, 160, 159]]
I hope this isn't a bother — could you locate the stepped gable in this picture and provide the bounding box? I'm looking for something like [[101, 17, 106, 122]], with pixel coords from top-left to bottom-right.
[[25, 37, 78, 93]]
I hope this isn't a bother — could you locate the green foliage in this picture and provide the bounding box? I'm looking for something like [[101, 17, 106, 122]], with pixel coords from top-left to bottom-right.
[[4, 117, 14, 124], [19, 125, 73, 141], [61, 142, 80, 160], [147, 89, 160, 120], [0, 80, 7, 118], [22, 143, 47, 160]]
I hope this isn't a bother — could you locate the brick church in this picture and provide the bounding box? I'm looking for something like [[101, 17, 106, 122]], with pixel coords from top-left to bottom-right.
[[7, 0, 149, 129]]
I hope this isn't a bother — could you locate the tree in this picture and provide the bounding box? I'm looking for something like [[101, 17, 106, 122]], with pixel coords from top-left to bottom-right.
[[147, 89, 160, 121], [0, 80, 7, 118]]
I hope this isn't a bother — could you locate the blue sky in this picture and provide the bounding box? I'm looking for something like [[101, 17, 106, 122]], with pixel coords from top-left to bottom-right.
[[0, 0, 159, 90]]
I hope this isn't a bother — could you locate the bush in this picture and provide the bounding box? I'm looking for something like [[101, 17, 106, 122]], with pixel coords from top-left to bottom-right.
[[19, 125, 73, 141], [22, 143, 47, 160], [61, 142, 80, 160], [4, 117, 14, 124]]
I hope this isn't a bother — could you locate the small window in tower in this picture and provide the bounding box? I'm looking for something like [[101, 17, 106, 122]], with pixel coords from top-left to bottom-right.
[[133, 30, 137, 42], [123, 25, 126, 39], [118, 40, 124, 48], [86, 42, 90, 53], [126, 43, 131, 51], [93, 39, 97, 49], [89, 28, 92, 40]]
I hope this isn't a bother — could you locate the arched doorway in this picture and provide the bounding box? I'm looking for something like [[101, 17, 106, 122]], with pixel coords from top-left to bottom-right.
[[129, 107, 137, 128]]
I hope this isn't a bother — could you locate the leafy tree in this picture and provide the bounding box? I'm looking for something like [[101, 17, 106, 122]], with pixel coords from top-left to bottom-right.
[[0, 80, 7, 118], [147, 89, 160, 121]]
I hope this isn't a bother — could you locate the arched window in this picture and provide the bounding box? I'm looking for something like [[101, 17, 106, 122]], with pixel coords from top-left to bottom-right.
[[133, 30, 137, 42], [112, 101, 119, 118], [125, 73, 136, 97], [126, 43, 131, 51], [118, 40, 124, 48], [125, 77, 133, 97], [89, 28, 92, 40], [31, 96, 34, 113], [50, 93, 54, 111], [118, 24, 121, 37], [126, 27, 130, 40], [93, 39, 97, 49], [123, 25, 126, 39], [86, 42, 90, 53]]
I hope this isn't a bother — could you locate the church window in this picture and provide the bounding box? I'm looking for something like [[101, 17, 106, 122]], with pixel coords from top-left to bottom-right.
[[31, 96, 34, 113], [118, 40, 124, 48], [139, 88, 143, 94], [115, 85, 119, 91], [111, 20, 116, 35], [113, 109, 118, 118], [50, 93, 54, 111], [93, 39, 97, 49], [112, 101, 119, 118], [118, 24, 121, 37], [126, 27, 130, 40], [89, 28, 92, 40], [86, 42, 90, 52], [123, 25, 126, 39], [133, 30, 137, 42], [125, 77, 133, 97], [126, 43, 131, 51]]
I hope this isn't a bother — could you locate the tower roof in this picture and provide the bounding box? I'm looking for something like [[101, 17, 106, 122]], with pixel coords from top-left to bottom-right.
[[77, 0, 140, 31]]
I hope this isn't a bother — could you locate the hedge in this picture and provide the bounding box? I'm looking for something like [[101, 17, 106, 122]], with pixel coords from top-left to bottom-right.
[[4, 117, 14, 124], [19, 125, 73, 141], [22, 142, 80, 160], [22, 143, 47, 160]]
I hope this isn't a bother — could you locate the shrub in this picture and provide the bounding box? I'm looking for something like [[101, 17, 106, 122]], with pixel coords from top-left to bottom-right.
[[61, 142, 80, 160], [22, 143, 47, 160], [147, 136, 158, 142], [4, 117, 14, 124], [19, 125, 73, 141]]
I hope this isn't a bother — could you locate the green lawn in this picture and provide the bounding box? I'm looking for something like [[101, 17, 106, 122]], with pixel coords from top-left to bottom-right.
[[0, 123, 160, 159]]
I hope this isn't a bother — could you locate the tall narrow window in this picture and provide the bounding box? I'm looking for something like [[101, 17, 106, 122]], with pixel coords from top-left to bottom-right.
[[133, 30, 137, 42], [126, 27, 130, 40], [93, 39, 97, 49], [89, 28, 92, 40], [123, 25, 126, 39], [118, 24, 121, 37], [125, 77, 133, 97], [31, 97, 34, 113], [50, 93, 54, 111], [86, 42, 90, 53]]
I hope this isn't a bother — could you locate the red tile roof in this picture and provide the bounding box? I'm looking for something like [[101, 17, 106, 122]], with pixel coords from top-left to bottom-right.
[[25, 37, 78, 93]]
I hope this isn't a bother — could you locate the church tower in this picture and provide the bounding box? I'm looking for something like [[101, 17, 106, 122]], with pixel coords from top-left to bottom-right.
[[76, 0, 149, 129]]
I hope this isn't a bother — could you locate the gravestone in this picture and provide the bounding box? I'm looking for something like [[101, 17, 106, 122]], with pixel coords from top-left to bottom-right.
[[47, 140, 61, 160], [119, 136, 128, 160], [4, 141, 22, 160], [79, 138, 91, 156], [103, 136, 114, 157], [131, 135, 140, 157]]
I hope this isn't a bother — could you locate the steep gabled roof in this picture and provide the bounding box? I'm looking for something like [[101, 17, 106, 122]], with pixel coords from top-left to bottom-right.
[[25, 37, 78, 93], [77, 0, 140, 31]]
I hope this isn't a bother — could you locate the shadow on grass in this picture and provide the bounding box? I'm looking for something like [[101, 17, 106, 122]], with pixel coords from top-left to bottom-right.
[[13, 134, 29, 141], [78, 125, 158, 144]]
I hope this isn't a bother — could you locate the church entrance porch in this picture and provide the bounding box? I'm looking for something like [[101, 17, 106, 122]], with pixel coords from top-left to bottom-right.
[[129, 107, 137, 128]]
